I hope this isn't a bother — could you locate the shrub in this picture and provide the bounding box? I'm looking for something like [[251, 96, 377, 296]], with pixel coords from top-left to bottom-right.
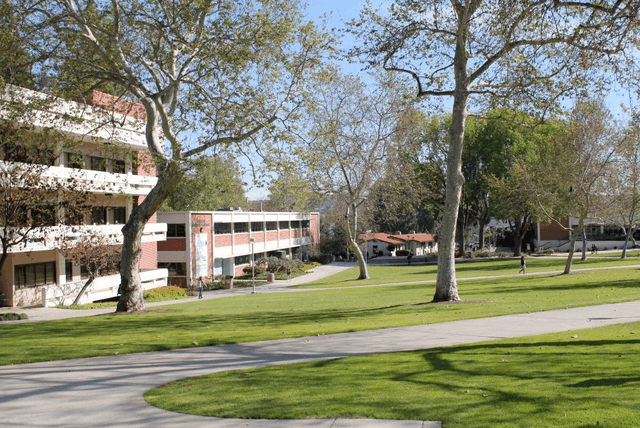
[[242, 265, 266, 276], [396, 249, 410, 256], [143, 285, 190, 302], [0, 312, 28, 321]]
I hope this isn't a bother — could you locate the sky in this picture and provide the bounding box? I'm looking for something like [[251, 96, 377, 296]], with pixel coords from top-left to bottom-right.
[[244, 0, 637, 201]]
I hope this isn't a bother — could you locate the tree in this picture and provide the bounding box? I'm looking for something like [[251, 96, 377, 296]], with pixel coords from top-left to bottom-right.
[[349, 0, 640, 302], [604, 116, 640, 259], [161, 156, 248, 212], [21, 0, 327, 311], [59, 234, 121, 306], [534, 99, 621, 273], [289, 70, 408, 280]]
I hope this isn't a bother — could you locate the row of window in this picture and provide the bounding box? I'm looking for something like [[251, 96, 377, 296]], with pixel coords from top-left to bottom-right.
[[65, 153, 126, 174], [15, 261, 110, 289], [17, 205, 127, 227], [167, 221, 311, 237]]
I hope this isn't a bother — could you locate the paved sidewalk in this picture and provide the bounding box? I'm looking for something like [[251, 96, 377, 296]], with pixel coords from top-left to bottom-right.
[[2, 300, 640, 427]]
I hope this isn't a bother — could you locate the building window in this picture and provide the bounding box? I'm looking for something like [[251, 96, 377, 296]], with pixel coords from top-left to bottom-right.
[[167, 224, 186, 238], [234, 222, 248, 233], [234, 255, 249, 265], [65, 152, 84, 169], [65, 261, 73, 283], [111, 207, 127, 224], [214, 223, 231, 234], [251, 222, 264, 232], [31, 205, 57, 226], [92, 207, 107, 225], [113, 159, 126, 174], [302, 220, 310, 228], [266, 221, 277, 231], [91, 156, 108, 172], [14, 262, 56, 288], [279, 221, 289, 230], [80, 265, 89, 280], [291, 220, 301, 228], [158, 262, 185, 276]]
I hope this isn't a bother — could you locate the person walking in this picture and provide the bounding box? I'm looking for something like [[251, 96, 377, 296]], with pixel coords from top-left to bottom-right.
[[197, 277, 204, 299], [519, 256, 526, 274], [286, 266, 292, 282]]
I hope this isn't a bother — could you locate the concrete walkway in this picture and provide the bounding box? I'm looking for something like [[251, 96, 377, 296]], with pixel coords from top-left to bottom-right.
[[2, 264, 640, 427]]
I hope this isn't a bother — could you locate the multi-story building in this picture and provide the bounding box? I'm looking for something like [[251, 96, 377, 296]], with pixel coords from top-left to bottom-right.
[[157, 210, 320, 287], [0, 86, 167, 307]]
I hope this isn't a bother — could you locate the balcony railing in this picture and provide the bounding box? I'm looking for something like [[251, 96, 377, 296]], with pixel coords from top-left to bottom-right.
[[2, 161, 157, 196], [6, 222, 167, 253]]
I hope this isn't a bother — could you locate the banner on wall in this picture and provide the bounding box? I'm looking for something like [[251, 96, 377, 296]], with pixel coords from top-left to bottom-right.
[[195, 233, 208, 278]]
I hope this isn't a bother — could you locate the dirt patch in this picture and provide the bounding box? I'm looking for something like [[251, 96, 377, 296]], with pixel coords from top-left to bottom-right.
[[413, 300, 490, 306]]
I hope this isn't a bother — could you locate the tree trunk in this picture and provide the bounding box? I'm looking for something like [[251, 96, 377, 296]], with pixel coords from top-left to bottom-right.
[[564, 218, 584, 275], [71, 276, 95, 306], [622, 224, 633, 259], [581, 229, 587, 261], [433, 82, 467, 302], [344, 207, 369, 280], [117, 160, 184, 312]]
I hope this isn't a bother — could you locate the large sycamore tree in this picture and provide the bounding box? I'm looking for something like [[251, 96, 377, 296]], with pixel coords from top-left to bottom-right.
[[349, 0, 640, 302], [19, 0, 326, 312]]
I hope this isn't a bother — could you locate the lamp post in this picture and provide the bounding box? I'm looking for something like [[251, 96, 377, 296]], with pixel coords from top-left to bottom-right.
[[249, 237, 256, 294]]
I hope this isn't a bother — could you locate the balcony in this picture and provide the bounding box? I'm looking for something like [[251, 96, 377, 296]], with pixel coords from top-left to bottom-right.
[[2, 161, 157, 196], [7, 222, 167, 253], [1, 85, 147, 148]]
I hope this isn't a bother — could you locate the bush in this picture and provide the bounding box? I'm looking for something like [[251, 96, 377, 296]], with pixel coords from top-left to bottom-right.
[[396, 249, 410, 256], [143, 285, 190, 302], [242, 265, 266, 276], [0, 312, 28, 321]]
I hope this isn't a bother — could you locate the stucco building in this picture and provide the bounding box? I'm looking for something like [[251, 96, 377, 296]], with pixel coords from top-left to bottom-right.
[[157, 210, 320, 287], [0, 86, 167, 307]]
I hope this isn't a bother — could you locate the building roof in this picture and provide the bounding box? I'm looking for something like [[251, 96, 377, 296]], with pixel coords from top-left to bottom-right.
[[389, 233, 436, 243], [358, 232, 405, 245]]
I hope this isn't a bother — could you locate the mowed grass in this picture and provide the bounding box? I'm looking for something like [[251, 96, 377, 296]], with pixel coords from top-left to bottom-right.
[[297, 253, 640, 288], [1, 257, 640, 365], [145, 321, 640, 428]]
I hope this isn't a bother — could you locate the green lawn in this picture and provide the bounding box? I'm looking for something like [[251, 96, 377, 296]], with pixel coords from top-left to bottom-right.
[[145, 321, 640, 427], [1, 258, 640, 365], [298, 254, 640, 288]]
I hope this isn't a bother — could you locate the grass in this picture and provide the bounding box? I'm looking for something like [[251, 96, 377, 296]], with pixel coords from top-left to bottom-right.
[[145, 321, 640, 427], [1, 259, 640, 365], [297, 254, 640, 289]]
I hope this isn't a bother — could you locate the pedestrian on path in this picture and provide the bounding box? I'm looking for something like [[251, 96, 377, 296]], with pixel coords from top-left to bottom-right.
[[197, 277, 204, 299], [286, 266, 292, 282], [519, 256, 526, 274]]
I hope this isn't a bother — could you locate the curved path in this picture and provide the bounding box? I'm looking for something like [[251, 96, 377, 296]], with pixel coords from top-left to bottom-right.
[[2, 263, 640, 427]]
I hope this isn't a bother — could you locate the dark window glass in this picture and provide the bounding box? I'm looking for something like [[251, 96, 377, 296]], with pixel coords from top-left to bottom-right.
[[92, 207, 107, 225], [91, 156, 108, 171], [167, 224, 186, 237], [65, 261, 73, 282], [158, 262, 186, 276], [266, 221, 277, 231], [65, 152, 84, 169], [113, 159, 126, 174], [80, 265, 89, 280], [251, 222, 264, 232], [113, 207, 126, 224], [234, 255, 249, 264], [14, 262, 56, 288], [279, 221, 289, 230], [234, 222, 248, 233], [214, 223, 231, 234], [31, 205, 57, 226], [291, 221, 301, 228]]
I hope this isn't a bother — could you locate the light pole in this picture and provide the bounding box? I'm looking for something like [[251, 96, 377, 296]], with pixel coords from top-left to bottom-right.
[[249, 237, 256, 294]]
